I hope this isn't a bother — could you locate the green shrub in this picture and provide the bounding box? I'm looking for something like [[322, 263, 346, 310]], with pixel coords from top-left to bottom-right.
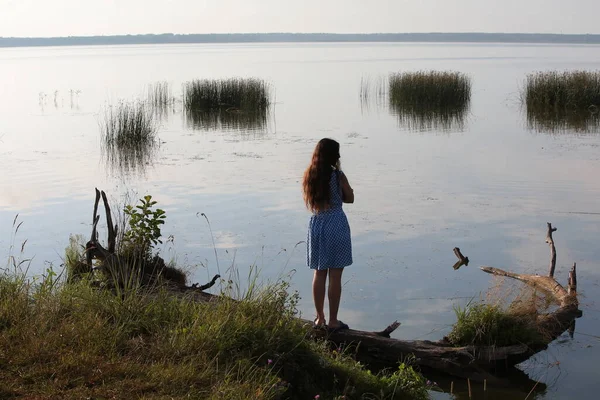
[[123, 195, 166, 258]]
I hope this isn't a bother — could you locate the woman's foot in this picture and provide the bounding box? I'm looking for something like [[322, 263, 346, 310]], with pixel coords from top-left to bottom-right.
[[313, 317, 327, 330], [327, 320, 349, 333]]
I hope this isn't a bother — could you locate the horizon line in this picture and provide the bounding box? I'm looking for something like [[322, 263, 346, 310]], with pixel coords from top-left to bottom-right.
[[3, 32, 600, 39], [2, 32, 600, 48]]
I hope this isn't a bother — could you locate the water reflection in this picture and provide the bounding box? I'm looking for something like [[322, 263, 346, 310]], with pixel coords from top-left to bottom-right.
[[101, 141, 159, 178], [526, 107, 600, 134], [184, 108, 269, 132], [390, 104, 469, 132], [428, 366, 547, 400]]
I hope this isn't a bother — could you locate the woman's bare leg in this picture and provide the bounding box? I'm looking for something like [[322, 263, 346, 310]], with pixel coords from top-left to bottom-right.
[[312, 269, 328, 325], [327, 268, 344, 328]]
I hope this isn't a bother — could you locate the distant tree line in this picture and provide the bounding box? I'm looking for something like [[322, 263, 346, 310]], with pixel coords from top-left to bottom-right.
[[1, 32, 600, 48]]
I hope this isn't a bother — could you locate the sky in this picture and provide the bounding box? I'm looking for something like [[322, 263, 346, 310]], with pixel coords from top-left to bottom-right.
[[0, 0, 598, 37]]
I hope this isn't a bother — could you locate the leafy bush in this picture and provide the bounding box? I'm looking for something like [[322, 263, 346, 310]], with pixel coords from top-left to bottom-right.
[[123, 195, 166, 258]]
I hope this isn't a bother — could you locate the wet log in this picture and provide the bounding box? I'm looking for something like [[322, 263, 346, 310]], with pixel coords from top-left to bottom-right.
[[307, 322, 515, 385]]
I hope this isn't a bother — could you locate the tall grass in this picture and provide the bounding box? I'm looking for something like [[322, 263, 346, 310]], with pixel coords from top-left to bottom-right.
[[101, 101, 157, 146], [447, 278, 549, 348], [100, 101, 158, 176], [524, 70, 600, 133], [183, 78, 271, 132], [389, 71, 471, 110], [388, 71, 471, 132], [447, 301, 544, 347], [147, 81, 173, 107], [146, 81, 175, 120], [184, 78, 271, 111], [0, 266, 429, 399], [524, 70, 600, 111]]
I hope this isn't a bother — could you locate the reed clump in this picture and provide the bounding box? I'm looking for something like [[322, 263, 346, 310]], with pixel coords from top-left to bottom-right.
[[147, 81, 174, 108], [388, 71, 471, 132], [184, 78, 270, 112], [524, 70, 600, 112], [100, 101, 158, 176], [524, 70, 600, 133], [389, 71, 471, 110], [101, 101, 157, 147], [183, 78, 271, 132], [146, 81, 176, 120]]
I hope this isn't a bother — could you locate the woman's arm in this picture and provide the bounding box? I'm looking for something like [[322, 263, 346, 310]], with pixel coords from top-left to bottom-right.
[[340, 172, 354, 204]]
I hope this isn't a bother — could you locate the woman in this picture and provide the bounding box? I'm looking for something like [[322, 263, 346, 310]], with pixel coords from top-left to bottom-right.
[[302, 138, 354, 332]]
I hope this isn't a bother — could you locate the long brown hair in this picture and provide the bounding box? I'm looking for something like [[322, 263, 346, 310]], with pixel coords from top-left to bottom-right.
[[303, 138, 340, 212]]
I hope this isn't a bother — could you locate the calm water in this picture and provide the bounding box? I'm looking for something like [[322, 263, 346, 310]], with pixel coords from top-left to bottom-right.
[[2, 42, 600, 399]]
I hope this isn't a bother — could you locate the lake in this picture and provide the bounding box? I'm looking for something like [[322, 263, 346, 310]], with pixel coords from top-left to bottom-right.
[[1, 42, 600, 399]]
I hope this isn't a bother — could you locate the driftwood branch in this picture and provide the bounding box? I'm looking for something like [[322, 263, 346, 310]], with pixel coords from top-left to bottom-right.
[[191, 274, 221, 291], [100, 190, 116, 254], [546, 222, 557, 277], [452, 247, 469, 270], [478, 223, 582, 364], [568, 262, 577, 295]]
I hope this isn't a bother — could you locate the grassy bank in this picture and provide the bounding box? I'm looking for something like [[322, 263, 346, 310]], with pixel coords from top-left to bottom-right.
[[0, 267, 428, 399]]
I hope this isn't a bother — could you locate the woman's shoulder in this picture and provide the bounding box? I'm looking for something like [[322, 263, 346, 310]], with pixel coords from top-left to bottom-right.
[[330, 169, 343, 180]]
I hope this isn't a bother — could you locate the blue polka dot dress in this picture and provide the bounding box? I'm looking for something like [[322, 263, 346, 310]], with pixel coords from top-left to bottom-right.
[[307, 170, 353, 270]]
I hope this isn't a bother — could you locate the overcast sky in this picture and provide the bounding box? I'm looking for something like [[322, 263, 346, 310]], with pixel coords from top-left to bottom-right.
[[0, 0, 598, 37]]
